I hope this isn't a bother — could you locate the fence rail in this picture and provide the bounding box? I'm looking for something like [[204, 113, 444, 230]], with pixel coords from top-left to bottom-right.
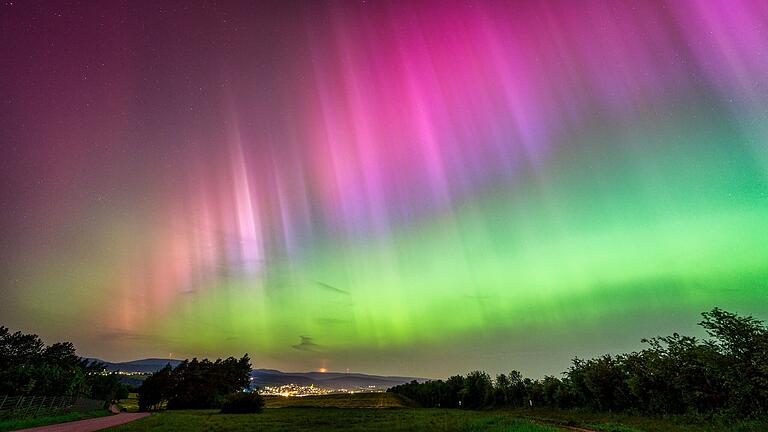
[[0, 395, 105, 419]]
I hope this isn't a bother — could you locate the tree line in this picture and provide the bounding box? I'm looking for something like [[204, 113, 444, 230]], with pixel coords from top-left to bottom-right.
[[137, 355, 255, 411], [0, 326, 129, 401], [389, 308, 768, 418], [0, 325, 261, 412]]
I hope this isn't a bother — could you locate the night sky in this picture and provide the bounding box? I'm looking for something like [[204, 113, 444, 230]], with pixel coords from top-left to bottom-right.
[[2, 0, 768, 378]]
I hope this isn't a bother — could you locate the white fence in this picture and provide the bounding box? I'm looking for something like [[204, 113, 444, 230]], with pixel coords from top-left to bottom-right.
[[0, 395, 105, 419]]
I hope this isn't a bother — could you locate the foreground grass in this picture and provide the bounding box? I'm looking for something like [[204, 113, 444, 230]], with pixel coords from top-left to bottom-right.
[[263, 392, 409, 409], [510, 407, 768, 432], [104, 393, 768, 432], [106, 408, 561, 432], [0, 409, 111, 432]]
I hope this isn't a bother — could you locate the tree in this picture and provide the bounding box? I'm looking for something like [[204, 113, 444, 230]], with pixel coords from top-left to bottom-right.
[[388, 308, 767, 418], [493, 373, 510, 406], [0, 326, 90, 397], [700, 308, 768, 416], [87, 370, 127, 402], [138, 355, 252, 411], [461, 371, 493, 409], [138, 364, 173, 411], [506, 370, 526, 407]]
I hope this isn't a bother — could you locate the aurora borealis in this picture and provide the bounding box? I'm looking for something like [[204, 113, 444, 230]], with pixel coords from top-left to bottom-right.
[[1, 0, 768, 378]]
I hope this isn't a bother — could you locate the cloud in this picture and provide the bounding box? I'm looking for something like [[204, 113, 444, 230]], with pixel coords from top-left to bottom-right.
[[316, 281, 350, 295], [292, 336, 320, 352]]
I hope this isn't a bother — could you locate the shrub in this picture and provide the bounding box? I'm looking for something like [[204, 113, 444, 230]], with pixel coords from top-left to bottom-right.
[[220, 391, 264, 414]]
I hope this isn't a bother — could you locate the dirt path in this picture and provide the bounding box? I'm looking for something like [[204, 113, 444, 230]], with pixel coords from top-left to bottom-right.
[[13, 413, 150, 432]]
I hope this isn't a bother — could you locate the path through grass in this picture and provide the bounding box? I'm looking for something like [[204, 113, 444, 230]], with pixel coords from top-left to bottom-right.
[[0, 409, 111, 432]]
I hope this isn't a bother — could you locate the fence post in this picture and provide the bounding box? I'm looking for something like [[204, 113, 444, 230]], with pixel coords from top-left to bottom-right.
[[35, 396, 46, 416], [24, 395, 35, 417], [15, 396, 24, 412], [0, 395, 7, 411]]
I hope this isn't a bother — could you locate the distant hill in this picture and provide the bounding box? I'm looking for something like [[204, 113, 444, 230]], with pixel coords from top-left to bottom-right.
[[88, 358, 428, 389], [250, 368, 429, 389], [88, 358, 183, 373]]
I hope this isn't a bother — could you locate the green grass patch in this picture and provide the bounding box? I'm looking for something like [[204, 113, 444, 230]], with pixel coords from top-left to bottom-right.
[[105, 408, 561, 431], [0, 409, 112, 432], [508, 407, 768, 432], [119, 394, 140, 412]]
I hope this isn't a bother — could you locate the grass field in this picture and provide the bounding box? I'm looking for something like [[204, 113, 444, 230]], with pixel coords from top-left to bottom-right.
[[263, 392, 409, 409], [106, 393, 768, 432], [509, 407, 768, 432], [105, 408, 560, 431], [0, 409, 111, 432]]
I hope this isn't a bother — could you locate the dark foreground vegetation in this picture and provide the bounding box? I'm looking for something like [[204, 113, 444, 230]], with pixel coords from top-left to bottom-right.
[[137, 354, 255, 411], [219, 391, 264, 413], [0, 325, 258, 417], [390, 308, 768, 422], [0, 326, 128, 402]]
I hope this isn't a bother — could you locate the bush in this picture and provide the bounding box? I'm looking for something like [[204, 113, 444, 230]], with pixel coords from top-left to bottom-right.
[[220, 391, 264, 414]]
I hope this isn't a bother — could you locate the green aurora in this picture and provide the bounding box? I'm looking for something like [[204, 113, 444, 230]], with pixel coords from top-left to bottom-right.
[[2, 1, 768, 377]]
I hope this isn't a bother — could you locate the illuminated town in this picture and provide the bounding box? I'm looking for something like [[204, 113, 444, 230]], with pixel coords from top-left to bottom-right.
[[101, 372, 389, 397], [113, 371, 150, 377], [257, 383, 385, 397]]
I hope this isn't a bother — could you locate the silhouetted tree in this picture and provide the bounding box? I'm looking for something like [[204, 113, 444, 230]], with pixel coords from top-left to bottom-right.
[[138, 354, 251, 411], [388, 308, 768, 419], [0, 326, 110, 398], [138, 364, 173, 411]]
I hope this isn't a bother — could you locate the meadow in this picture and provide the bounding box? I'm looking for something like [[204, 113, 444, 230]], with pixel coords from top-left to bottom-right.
[[105, 408, 560, 432], [506, 408, 767, 432], [106, 393, 768, 432], [262, 392, 407, 409]]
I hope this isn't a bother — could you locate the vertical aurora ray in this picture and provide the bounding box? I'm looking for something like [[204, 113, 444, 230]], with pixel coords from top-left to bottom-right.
[[1, 0, 767, 377]]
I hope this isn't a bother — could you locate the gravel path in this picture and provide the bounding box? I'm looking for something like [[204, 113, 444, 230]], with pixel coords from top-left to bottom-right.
[[13, 413, 150, 432]]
